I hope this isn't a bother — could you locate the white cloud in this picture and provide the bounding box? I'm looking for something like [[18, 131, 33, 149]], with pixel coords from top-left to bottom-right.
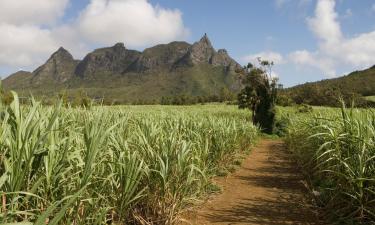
[[0, 0, 70, 70], [51, 25, 90, 59], [288, 50, 336, 77], [270, 71, 280, 79], [0, 0, 69, 25], [76, 0, 189, 47], [307, 0, 342, 44], [290, 0, 375, 77], [0, 0, 189, 75], [0, 24, 58, 68], [242, 51, 285, 65], [242, 51, 282, 80]]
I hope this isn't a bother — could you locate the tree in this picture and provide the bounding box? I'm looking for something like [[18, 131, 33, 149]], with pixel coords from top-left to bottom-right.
[[219, 87, 235, 102], [237, 59, 278, 134], [73, 89, 91, 108], [58, 90, 69, 106]]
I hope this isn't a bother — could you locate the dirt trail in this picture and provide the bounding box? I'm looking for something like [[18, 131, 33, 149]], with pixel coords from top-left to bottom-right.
[[181, 139, 325, 225]]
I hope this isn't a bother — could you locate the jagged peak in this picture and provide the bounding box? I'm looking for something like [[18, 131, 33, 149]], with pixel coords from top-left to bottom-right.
[[113, 42, 126, 50], [198, 33, 212, 46], [217, 49, 228, 54], [191, 33, 215, 52], [56, 47, 71, 54], [57, 46, 67, 51], [200, 33, 209, 41], [50, 47, 74, 60]]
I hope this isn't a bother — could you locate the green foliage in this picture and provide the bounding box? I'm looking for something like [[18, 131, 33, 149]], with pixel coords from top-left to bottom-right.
[[296, 104, 313, 113], [284, 105, 375, 224], [3, 64, 240, 105], [284, 66, 375, 107], [160, 91, 236, 106], [237, 61, 278, 134], [72, 90, 91, 108], [364, 95, 375, 102], [0, 81, 14, 106], [273, 114, 290, 137], [0, 94, 258, 224], [276, 92, 294, 106]]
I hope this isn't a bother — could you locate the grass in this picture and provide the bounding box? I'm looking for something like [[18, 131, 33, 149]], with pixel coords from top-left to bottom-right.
[[364, 96, 375, 102], [0, 94, 258, 224], [3, 90, 374, 224], [281, 105, 375, 224]]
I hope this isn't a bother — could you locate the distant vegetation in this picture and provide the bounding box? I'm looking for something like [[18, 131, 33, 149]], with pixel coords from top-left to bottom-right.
[[2, 35, 242, 104], [364, 95, 375, 102], [282, 65, 375, 107], [0, 81, 13, 105], [38, 88, 236, 106]]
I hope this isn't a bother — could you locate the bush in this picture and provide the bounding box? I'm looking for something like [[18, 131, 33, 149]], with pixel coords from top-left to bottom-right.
[[296, 104, 313, 113], [274, 114, 290, 137]]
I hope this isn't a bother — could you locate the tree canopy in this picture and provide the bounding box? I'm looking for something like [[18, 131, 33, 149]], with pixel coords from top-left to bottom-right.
[[237, 59, 278, 134]]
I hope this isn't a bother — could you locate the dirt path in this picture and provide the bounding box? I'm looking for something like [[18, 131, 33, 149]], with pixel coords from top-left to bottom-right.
[[181, 139, 325, 225]]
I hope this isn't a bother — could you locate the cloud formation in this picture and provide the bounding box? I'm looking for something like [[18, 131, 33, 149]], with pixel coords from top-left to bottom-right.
[[242, 51, 285, 65], [0, 24, 57, 67], [77, 0, 189, 47], [0, 0, 189, 73], [0, 0, 69, 25], [289, 0, 375, 77]]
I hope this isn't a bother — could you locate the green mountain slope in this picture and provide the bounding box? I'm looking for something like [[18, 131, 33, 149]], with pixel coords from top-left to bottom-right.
[[284, 66, 375, 106], [2, 34, 242, 104]]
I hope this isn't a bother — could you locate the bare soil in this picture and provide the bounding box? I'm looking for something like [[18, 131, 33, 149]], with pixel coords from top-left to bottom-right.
[[180, 139, 326, 225]]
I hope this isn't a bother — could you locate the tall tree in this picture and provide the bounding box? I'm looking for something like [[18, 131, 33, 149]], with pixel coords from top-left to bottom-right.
[[237, 59, 278, 134]]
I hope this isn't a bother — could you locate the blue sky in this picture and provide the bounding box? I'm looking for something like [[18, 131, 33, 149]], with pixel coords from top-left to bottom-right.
[[1, 0, 375, 87]]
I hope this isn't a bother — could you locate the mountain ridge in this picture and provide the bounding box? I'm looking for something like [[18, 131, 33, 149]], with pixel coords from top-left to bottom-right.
[[2, 34, 242, 103], [284, 65, 375, 106]]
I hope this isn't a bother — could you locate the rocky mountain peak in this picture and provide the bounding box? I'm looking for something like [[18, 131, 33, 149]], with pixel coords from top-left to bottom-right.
[[51, 47, 74, 60], [189, 34, 216, 64], [4, 37, 243, 97], [199, 33, 213, 46], [217, 49, 228, 54], [75, 43, 141, 78], [212, 48, 241, 71], [112, 42, 126, 52], [32, 47, 78, 84], [57, 46, 68, 52], [130, 41, 191, 72], [196, 33, 214, 51]]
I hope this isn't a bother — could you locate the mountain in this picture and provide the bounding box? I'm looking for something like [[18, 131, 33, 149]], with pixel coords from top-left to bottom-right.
[[283, 66, 375, 106], [2, 34, 242, 103], [75, 43, 141, 78], [33, 47, 80, 85]]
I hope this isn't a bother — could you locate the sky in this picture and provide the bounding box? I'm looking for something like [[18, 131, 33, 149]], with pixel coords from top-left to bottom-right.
[[0, 0, 374, 87]]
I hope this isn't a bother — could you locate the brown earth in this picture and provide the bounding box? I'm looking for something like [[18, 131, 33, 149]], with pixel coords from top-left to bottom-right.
[[180, 139, 326, 225]]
